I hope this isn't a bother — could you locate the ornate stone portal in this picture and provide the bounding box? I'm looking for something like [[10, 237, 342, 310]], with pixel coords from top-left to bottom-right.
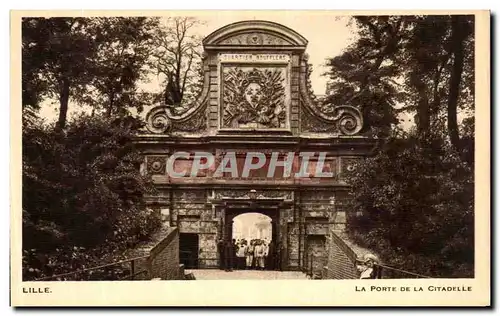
[[137, 20, 375, 271]]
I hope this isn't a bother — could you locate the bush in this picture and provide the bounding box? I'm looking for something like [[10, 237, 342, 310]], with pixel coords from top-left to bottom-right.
[[22, 114, 161, 280]]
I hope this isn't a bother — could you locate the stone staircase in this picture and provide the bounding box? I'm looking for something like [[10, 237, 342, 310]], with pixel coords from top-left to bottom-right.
[[184, 269, 309, 280]]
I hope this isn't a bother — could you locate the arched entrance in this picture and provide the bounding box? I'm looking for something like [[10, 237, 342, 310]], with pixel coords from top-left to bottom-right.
[[224, 208, 280, 270], [211, 191, 293, 270]]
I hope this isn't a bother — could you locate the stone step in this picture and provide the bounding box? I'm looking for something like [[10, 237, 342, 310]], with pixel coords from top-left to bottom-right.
[[184, 269, 309, 280]]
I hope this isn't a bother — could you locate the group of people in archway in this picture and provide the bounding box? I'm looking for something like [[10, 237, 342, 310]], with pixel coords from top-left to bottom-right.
[[217, 238, 282, 272]]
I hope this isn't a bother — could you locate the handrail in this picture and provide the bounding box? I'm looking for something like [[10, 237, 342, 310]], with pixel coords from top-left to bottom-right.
[[34, 255, 150, 281], [119, 269, 149, 280], [374, 263, 432, 279]]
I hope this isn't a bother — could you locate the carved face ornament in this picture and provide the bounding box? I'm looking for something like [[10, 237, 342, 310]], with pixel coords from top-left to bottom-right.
[[246, 33, 263, 45], [244, 82, 263, 109]]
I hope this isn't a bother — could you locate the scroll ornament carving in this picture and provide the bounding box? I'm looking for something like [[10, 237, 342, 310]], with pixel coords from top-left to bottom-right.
[[299, 54, 363, 135], [145, 107, 171, 134], [301, 104, 364, 135], [145, 103, 208, 134], [172, 108, 207, 132], [144, 58, 210, 134]]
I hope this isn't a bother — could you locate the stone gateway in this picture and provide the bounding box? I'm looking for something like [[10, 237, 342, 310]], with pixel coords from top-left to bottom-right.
[[136, 20, 375, 271]]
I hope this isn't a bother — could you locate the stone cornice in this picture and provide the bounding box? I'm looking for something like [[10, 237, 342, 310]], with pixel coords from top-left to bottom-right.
[[134, 134, 376, 147]]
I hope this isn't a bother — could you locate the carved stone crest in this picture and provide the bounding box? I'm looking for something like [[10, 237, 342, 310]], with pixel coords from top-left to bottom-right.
[[221, 67, 287, 129], [173, 190, 206, 201]]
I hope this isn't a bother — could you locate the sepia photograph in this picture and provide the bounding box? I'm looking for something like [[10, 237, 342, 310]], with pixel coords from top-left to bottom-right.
[[11, 10, 490, 306]]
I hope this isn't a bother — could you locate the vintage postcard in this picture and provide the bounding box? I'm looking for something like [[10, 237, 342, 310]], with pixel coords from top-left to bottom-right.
[[11, 10, 490, 307]]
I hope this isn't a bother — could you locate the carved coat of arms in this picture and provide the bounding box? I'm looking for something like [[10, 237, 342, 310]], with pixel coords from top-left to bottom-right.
[[221, 67, 287, 129]]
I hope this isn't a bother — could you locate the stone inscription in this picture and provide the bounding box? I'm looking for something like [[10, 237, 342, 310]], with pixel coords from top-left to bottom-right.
[[219, 53, 290, 63]]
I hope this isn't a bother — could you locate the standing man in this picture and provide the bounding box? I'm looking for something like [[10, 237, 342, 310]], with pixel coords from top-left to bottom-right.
[[232, 239, 238, 269], [246, 240, 254, 270], [267, 240, 275, 270], [263, 241, 269, 270], [236, 240, 247, 270], [217, 238, 225, 270], [275, 241, 282, 271], [223, 239, 233, 272], [254, 240, 265, 270]]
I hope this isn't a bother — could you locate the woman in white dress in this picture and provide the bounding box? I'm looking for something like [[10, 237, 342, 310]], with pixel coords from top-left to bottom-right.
[[357, 254, 380, 279]]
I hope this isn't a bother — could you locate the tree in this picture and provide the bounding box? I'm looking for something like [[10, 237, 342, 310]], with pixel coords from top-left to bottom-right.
[[446, 15, 474, 152], [397, 15, 474, 143], [150, 17, 204, 109], [401, 15, 453, 136], [22, 114, 161, 280], [323, 16, 406, 137], [22, 17, 161, 127], [323, 15, 474, 143], [346, 131, 474, 277], [22, 19, 48, 110], [84, 17, 160, 117], [326, 15, 475, 277], [22, 18, 97, 130]]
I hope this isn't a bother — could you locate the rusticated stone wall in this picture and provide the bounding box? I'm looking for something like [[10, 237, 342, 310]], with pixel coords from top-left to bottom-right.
[[148, 188, 353, 271], [171, 189, 219, 268]]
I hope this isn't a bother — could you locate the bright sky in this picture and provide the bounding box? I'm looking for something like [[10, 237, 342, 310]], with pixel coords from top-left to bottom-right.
[[38, 13, 357, 122], [233, 212, 272, 241]]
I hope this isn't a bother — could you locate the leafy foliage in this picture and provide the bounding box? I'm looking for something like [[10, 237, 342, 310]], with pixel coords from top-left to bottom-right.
[[22, 17, 161, 128], [22, 114, 161, 280], [324, 16, 405, 137], [323, 15, 474, 143], [346, 130, 474, 277], [21, 16, 208, 281], [331, 16, 476, 277], [83, 17, 161, 117], [22, 17, 97, 129]]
